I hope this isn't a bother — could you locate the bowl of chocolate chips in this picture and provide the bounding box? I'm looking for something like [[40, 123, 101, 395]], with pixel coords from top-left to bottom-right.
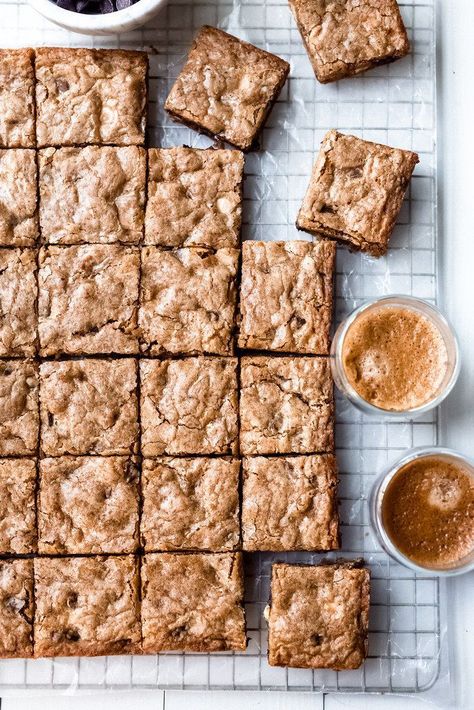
[[29, 0, 166, 34]]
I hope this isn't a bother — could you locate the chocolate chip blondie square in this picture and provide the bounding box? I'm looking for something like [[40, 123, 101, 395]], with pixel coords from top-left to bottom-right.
[[0, 150, 38, 246], [165, 26, 289, 151], [0, 459, 36, 554], [0, 49, 35, 148], [0, 559, 34, 658], [0, 360, 39, 456], [0, 249, 37, 356]]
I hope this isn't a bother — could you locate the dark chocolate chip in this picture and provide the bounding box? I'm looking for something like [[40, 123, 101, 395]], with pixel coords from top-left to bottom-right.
[[116, 0, 133, 9]]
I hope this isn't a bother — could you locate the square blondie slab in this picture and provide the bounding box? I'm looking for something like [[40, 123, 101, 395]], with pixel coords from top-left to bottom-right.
[[165, 26, 289, 151], [145, 147, 244, 249], [297, 131, 419, 257], [0, 559, 34, 658], [0, 459, 36, 555], [0, 249, 37, 356], [38, 456, 139, 554], [0, 360, 39, 456], [140, 357, 239, 456], [0, 49, 35, 148], [238, 240, 335, 354], [40, 359, 138, 456], [289, 0, 409, 84], [35, 48, 148, 147], [139, 247, 239, 356], [0, 150, 38, 246], [239, 356, 334, 455], [38, 245, 140, 356], [34, 556, 141, 657], [39, 146, 146, 245], [141, 552, 246, 652], [141, 457, 240, 552], [242, 454, 339, 551], [267, 561, 370, 669]]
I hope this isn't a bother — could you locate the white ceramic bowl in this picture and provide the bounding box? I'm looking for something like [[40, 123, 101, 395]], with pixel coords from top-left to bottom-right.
[[29, 0, 167, 35]]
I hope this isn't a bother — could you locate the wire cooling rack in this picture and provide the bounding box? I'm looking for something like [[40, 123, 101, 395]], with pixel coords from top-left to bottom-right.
[[0, 0, 447, 695]]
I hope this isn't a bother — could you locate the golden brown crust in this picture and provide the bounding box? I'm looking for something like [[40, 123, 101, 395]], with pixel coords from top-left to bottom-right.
[[0, 150, 38, 246], [239, 356, 334, 455], [165, 26, 289, 151], [242, 454, 339, 551], [38, 245, 140, 356], [34, 556, 141, 658], [0, 249, 37, 356], [140, 357, 239, 456], [40, 359, 138, 456], [141, 552, 246, 652], [268, 561, 370, 669], [35, 48, 147, 147], [238, 240, 335, 354], [141, 457, 240, 551], [288, 0, 409, 83], [0, 559, 34, 658], [0, 49, 35, 148], [0, 360, 39, 456], [145, 147, 244, 249], [139, 246, 238, 356], [297, 130, 419, 256], [0, 459, 36, 555], [38, 456, 139, 554]]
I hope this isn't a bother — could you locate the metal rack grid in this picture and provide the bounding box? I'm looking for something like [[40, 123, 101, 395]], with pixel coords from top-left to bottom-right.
[[0, 0, 443, 694]]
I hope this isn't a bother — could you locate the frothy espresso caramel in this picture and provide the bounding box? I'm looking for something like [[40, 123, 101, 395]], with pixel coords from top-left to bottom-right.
[[382, 456, 474, 569], [342, 305, 448, 411]]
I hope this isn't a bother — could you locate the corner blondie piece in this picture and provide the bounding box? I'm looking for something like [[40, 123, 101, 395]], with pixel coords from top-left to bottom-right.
[[140, 358, 238, 456], [240, 356, 334, 455], [297, 131, 419, 257], [0, 360, 39, 456], [242, 454, 339, 551], [139, 247, 238, 355], [141, 552, 246, 652], [0, 249, 37, 356], [141, 457, 240, 551], [0, 559, 34, 658], [34, 556, 141, 657], [40, 359, 138, 456], [267, 561, 370, 669], [35, 48, 148, 147], [0, 150, 38, 245], [165, 26, 289, 151], [0, 49, 35, 148], [38, 245, 140, 356], [145, 147, 244, 249], [39, 147, 146, 245], [289, 0, 409, 84], [0, 459, 36, 554], [38, 456, 139, 554], [238, 240, 335, 354]]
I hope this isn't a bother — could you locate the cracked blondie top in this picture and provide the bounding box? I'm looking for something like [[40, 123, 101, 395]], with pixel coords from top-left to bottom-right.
[[34, 556, 141, 657], [238, 240, 336, 354], [0, 360, 39, 457], [0, 459, 36, 555], [0, 559, 34, 658], [289, 0, 409, 84], [267, 561, 370, 669], [35, 48, 148, 147], [165, 26, 289, 151], [38, 245, 140, 356], [239, 356, 334, 455], [141, 552, 246, 652], [297, 130, 419, 256], [0, 150, 38, 246], [0, 49, 35, 148], [38, 456, 139, 555], [39, 146, 146, 245], [141, 457, 240, 552], [145, 147, 244, 249], [139, 246, 238, 356], [242, 454, 339, 551], [40, 359, 138, 456], [140, 357, 239, 456], [0, 249, 37, 357]]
